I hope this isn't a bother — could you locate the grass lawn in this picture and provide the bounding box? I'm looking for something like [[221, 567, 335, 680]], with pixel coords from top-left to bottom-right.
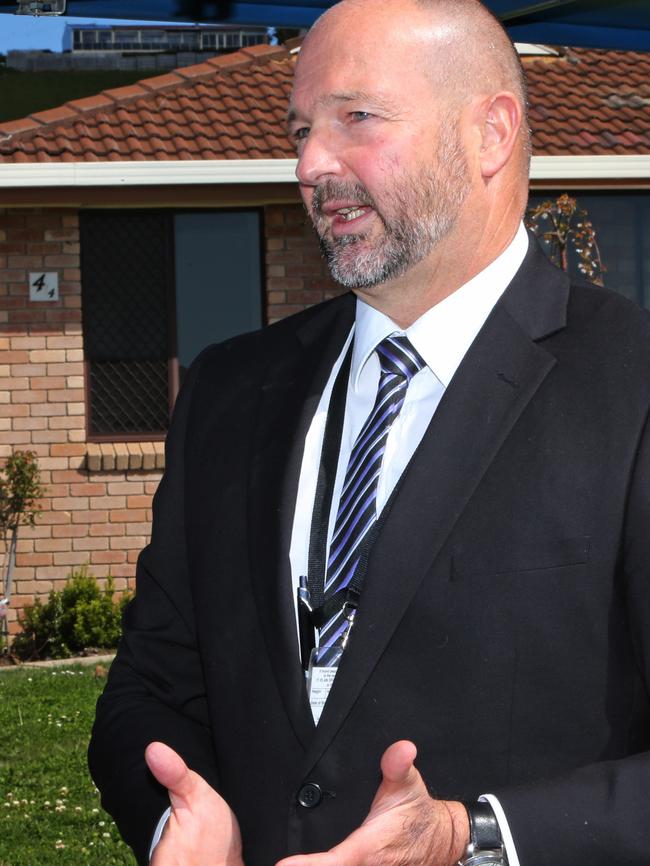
[[0, 663, 136, 866]]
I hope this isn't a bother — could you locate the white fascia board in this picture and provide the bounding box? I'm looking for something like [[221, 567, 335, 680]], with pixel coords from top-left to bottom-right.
[[0, 159, 298, 188], [1, 155, 650, 188], [515, 43, 560, 56], [531, 155, 650, 180]]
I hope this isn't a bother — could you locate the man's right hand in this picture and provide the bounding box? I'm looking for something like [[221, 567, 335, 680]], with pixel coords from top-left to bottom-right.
[[145, 741, 244, 866]]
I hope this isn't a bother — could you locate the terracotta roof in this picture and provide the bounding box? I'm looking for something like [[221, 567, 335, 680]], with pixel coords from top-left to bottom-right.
[[0, 44, 296, 163], [0, 44, 649, 162], [523, 47, 650, 155]]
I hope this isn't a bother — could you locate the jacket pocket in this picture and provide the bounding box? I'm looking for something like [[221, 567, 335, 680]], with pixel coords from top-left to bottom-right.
[[451, 535, 591, 579]]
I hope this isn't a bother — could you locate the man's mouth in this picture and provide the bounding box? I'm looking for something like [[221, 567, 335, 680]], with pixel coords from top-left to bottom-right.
[[335, 206, 370, 222]]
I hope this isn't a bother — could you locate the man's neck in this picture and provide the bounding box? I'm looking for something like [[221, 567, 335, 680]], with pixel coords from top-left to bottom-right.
[[353, 220, 522, 329]]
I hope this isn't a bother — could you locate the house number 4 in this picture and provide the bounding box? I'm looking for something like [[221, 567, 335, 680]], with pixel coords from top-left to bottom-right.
[[29, 272, 59, 302]]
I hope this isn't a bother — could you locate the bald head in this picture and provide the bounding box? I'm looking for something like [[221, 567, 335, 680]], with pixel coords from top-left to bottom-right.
[[301, 0, 530, 171]]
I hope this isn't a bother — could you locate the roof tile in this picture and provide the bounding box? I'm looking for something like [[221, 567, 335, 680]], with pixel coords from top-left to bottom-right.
[[30, 105, 78, 125], [101, 84, 148, 102], [66, 93, 114, 113]]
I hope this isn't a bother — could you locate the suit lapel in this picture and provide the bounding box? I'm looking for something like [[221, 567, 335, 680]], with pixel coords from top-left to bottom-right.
[[248, 294, 356, 749], [303, 239, 570, 763]]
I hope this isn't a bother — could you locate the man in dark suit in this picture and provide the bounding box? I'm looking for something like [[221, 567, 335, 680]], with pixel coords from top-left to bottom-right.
[[89, 0, 650, 864]]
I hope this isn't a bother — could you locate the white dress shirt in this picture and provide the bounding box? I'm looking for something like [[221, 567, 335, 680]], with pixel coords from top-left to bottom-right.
[[288, 221, 530, 866]]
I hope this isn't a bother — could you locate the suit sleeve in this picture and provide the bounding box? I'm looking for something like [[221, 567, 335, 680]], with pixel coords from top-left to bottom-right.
[[493, 406, 650, 866], [88, 350, 220, 866]]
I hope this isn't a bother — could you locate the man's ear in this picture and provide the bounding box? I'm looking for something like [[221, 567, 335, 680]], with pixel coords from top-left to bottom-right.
[[477, 91, 523, 178]]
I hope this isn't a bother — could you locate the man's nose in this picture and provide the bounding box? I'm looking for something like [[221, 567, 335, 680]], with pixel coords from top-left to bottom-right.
[[295, 128, 345, 187]]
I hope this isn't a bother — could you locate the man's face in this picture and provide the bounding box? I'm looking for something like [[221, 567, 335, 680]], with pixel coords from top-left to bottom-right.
[[289, 11, 471, 289]]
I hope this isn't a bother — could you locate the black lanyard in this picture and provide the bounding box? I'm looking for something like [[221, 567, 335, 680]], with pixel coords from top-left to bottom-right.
[[297, 340, 403, 669]]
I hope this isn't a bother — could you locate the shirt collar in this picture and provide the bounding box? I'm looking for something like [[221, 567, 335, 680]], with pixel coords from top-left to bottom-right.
[[351, 222, 529, 389]]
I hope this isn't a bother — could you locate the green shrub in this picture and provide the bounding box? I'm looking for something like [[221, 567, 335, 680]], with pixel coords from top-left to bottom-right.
[[12, 567, 132, 661]]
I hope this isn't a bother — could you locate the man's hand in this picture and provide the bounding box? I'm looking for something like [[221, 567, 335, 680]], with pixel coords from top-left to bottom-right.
[[276, 740, 469, 866], [145, 741, 244, 866]]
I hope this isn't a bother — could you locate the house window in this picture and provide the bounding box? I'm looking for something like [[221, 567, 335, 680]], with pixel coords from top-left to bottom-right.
[[80, 209, 263, 441], [528, 191, 650, 308]]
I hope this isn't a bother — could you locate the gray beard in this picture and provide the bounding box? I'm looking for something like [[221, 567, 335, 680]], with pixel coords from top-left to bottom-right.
[[312, 130, 469, 289]]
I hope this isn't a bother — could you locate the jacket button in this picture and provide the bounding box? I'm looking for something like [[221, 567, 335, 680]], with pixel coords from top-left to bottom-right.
[[297, 781, 323, 808]]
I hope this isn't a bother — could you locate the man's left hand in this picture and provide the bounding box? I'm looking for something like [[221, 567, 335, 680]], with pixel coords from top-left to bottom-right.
[[276, 740, 469, 866]]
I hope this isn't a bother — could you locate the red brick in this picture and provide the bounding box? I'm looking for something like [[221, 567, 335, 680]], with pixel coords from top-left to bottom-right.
[[31, 376, 66, 389], [46, 335, 82, 350], [49, 416, 84, 430], [43, 254, 78, 268], [53, 551, 88, 566], [110, 508, 146, 523], [110, 536, 146, 550], [31, 403, 66, 416], [13, 417, 47, 431], [91, 550, 127, 565], [48, 388, 85, 403], [51, 443, 86, 457], [51, 496, 89, 511], [52, 524, 89, 538], [31, 430, 68, 444], [39, 510, 71, 525], [35, 538, 71, 553], [127, 495, 152, 509], [12, 363, 46, 376], [17, 551, 53, 566], [70, 482, 106, 496], [51, 469, 87, 483], [107, 481, 143, 496], [126, 522, 151, 536], [13, 391, 47, 406], [71, 509, 108, 524], [73, 537, 108, 551], [89, 523, 125, 537], [0, 404, 29, 418], [2, 351, 29, 363], [8, 254, 48, 268]]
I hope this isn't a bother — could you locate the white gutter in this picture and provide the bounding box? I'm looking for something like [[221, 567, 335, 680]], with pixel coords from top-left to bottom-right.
[[1, 155, 650, 188], [531, 155, 650, 180], [0, 159, 298, 188]]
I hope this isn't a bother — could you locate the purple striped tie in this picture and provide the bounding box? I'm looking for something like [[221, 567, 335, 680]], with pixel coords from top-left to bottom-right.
[[316, 333, 425, 664]]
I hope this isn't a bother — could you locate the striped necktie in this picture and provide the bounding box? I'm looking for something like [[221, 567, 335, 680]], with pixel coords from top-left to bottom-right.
[[316, 333, 425, 664]]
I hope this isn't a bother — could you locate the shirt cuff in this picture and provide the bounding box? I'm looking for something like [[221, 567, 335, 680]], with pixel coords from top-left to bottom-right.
[[149, 806, 171, 861], [479, 794, 521, 866]]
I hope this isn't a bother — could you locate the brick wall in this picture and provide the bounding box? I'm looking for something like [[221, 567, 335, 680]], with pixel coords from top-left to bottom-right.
[[0, 207, 162, 636], [264, 203, 344, 322], [0, 202, 342, 635]]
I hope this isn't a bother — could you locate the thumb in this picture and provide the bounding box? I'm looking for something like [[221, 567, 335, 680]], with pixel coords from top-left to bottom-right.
[[145, 741, 197, 806], [370, 740, 423, 810]]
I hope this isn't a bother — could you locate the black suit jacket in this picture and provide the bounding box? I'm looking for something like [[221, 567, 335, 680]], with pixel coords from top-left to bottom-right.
[[89, 237, 650, 866]]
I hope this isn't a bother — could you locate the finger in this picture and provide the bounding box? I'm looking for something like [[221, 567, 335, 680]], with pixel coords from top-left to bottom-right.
[[145, 741, 196, 802], [380, 739, 418, 786]]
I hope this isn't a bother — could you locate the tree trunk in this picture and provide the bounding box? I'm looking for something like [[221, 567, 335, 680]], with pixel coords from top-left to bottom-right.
[[4, 526, 17, 603]]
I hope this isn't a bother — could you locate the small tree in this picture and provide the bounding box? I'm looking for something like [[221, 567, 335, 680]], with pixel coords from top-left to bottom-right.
[[526, 193, 605, 285], [0, 450, 44, 648]]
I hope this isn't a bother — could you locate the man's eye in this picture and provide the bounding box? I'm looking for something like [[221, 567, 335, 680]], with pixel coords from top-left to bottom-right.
[[350, 111, 372, 122], [292, 127, 310, 142]]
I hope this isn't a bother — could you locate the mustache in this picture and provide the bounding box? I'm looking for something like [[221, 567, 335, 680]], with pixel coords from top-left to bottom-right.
[[311, 180, 376, 216]]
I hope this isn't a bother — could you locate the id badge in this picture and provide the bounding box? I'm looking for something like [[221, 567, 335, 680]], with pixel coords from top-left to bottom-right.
[[307, 654, 338, 724], [307, 606, 356, 724]]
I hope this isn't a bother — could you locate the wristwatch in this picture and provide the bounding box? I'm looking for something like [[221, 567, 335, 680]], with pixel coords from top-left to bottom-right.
[[457, 801, 507, 866]]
